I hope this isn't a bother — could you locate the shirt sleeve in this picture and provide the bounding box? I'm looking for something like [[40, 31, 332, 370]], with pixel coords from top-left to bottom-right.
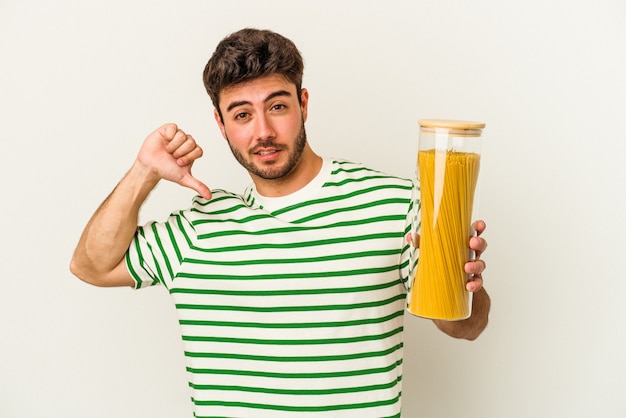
[[125, 210, 192, 290], [400, 178, 420, 292]]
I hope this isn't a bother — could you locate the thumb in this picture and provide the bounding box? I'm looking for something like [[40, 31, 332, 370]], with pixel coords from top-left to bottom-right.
[[405, 232, 420, 248], [179, 173, 212, 200]]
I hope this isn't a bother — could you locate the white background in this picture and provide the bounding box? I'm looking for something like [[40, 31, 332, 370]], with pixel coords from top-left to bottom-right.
[[1, 1, 625, 417]]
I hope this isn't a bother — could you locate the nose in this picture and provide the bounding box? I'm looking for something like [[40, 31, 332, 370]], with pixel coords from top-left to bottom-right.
[[254, 113, 276, 141]]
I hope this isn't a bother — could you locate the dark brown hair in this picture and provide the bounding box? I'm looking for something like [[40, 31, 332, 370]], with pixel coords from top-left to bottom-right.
[[203, 28, 304, 119]]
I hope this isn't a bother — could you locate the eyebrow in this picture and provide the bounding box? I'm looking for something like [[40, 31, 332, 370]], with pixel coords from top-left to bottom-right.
[[226, 90, 293, 112]]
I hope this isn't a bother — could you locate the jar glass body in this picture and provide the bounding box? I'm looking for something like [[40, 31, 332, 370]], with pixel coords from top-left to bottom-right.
[[407, 120, 484, 321]]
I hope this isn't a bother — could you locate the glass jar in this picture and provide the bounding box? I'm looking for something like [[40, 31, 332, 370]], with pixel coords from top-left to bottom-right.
[[407, 119, 485, 320]]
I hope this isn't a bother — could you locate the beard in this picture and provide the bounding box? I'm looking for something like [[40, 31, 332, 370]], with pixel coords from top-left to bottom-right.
[[226, 123, 308, 180]]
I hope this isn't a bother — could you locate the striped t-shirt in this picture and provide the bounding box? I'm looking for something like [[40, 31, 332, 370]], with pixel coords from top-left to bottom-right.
[[126, 158, 419, 417]]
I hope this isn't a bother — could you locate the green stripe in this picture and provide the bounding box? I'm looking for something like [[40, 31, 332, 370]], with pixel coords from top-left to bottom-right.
[[191, 211, 271, 224], [172, 278, 400, 297], [176, 264, 399, 281], [176, 293, 406, 313], [192, 191, 241, 208], [182, 326, 402, 345], [192, 393, 400, 413], [179, 309, 404, 329], [186, 359, 402, 378], [125, 251, 142, 288], [189, 377, 400, 395], [271, 183, 411, 217], [193, 202, 249, 216], [192, 212, 404, 232], [185, 342, 403, 362], [168, 220, 183, 263], [331, 164, 380, 174], [324, 175, 408, 188], [127, 228, 152, 287], [291, 198, 410, 224], [144, 226, 166, 284], [151, 222, 173, 279], [183, 248, 399, 267], [190, 231, 403, 253]]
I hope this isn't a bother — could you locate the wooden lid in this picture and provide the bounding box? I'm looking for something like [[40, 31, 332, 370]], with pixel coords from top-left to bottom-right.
[[418, 119, 485, 130]]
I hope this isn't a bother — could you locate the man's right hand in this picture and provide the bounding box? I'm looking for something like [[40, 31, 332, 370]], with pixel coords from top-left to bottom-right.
[[136, 123, 212, 200], [70, 123, 212, 287]]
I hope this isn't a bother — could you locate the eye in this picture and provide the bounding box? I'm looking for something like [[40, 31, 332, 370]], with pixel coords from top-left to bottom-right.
[[234, 112, 249, 121], [271, 103, 287, 111]]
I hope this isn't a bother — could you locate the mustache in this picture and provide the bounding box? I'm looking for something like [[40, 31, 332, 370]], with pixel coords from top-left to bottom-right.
[[250, 141, 287, 153]]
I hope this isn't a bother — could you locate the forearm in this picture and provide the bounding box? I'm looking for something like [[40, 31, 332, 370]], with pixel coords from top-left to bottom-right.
[[70, 161, 160, 285], [433, 288, 491, 341]]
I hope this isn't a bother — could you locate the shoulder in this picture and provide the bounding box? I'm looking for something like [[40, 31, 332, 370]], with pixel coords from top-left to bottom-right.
[[326, 159, 414, 188], [188, 189, 248, 212], [162, 189, 251, 225]]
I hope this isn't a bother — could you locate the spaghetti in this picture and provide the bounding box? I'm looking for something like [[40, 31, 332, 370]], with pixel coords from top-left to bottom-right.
[[409, 149, 481, 320]]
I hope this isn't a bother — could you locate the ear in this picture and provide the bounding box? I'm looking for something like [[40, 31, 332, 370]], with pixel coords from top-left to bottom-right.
[[300, 88, 309, 122], [214, 108, 227, 139]]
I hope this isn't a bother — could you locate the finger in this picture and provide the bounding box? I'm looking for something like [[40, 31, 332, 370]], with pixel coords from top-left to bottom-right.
[[171, 135, 201, 160], [473, 220, 486, 235], [179, 173, 212, 200], [175, 144, 204, 167], [158, 123, 179, 141], [404, 233, 420, 248], [469, 236, 488, 255], [465, 259, 486, 275], [465, 258, 485, 293], [466, 275, 483, 292], [165, 129, 190, 152]]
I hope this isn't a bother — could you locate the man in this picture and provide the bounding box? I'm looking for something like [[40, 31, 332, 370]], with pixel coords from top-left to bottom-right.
[[71, 28, 490, 417]]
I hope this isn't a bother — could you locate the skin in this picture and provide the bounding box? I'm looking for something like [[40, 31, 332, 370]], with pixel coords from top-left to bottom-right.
[[70, 74, 490, 339]]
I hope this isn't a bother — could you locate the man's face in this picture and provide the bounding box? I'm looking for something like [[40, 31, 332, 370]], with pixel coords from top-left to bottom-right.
[[215, 74, 309, 182]]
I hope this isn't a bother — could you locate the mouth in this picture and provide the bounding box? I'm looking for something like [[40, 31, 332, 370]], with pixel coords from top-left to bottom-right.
[[256, 149, 278, 156], [252, 147, 282, 162]]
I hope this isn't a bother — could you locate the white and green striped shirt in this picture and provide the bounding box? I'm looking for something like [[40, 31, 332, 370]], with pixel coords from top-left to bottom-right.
[[127, 159, 419, 417]]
